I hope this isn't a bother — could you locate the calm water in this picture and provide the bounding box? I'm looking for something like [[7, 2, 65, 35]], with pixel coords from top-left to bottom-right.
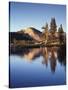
[[9, 46, 66, 88]]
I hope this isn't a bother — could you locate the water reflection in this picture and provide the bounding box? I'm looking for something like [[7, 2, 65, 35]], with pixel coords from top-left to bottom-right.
[[10, 46, 66, 73]]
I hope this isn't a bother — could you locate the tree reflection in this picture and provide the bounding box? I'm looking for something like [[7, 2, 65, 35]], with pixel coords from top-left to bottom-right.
[[10, 46, 66, 73], [57, 46, 66, 68], [48, 47, 57, 73], [42, 48, 48, 67]]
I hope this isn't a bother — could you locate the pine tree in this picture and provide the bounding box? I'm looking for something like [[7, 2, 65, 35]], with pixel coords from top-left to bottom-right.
[[58, 24, 64, 33], [58, 24, 64, 44], [42, 23, 49, 41], [50, 18, 57, 34]]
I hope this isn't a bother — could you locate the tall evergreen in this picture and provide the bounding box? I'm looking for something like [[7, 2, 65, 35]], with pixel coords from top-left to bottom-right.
[[50, 18, 57, 34], [58, 24, 64, 33], [42, 23, 49, 40], [58, 24, 65, 44]]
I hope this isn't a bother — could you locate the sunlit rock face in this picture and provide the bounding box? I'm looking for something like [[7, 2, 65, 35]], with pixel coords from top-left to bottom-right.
[[23, 27, 42, 42]]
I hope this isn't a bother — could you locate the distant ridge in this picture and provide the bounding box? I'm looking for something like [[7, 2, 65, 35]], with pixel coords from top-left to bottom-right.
[[9, 27, 43, 43]]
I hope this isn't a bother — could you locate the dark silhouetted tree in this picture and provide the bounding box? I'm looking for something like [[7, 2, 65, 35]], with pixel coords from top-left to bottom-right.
[[58, 24, 64, 44], [58, 24, 64, 33], [50, 18, 57, 34]]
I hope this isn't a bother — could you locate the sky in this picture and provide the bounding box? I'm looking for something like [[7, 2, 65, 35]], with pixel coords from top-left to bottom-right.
[[9, 2, 66, 32]]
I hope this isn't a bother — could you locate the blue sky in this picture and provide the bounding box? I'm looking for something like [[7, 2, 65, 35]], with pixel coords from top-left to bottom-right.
[[9, 2, 66, 32]]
